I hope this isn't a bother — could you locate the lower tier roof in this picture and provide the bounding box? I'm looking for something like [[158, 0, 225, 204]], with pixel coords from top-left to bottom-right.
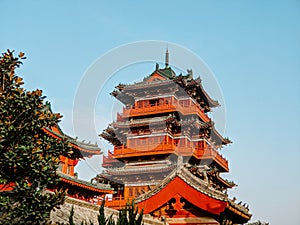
[[58, 172, 113, 193]]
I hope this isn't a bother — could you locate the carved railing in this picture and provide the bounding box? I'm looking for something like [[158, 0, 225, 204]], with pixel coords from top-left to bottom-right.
[[113, 140, 229, 171], [120, 100, 210, 122], [98, 197, 134, 209], [114, 143, 175, 156]]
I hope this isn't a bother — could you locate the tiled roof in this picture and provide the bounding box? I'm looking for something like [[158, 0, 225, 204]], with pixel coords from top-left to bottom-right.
[[103, 163, 177, 176], [44, 127, 101, 154], [58, 172, 113, 192], [135, 164, 251, 219], [157, 67, 176, 79], [112, 65, 219, 109], [136, 164, 227, 202]]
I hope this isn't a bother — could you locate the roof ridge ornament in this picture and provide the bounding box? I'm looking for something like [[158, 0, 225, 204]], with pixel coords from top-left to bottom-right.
[[177, 155, 184, 168], [187, 69, 193, 78], [165, 47, 169, 68]]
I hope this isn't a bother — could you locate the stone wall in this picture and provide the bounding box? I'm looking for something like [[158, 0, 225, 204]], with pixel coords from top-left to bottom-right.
[[50, 197, 165, 225]]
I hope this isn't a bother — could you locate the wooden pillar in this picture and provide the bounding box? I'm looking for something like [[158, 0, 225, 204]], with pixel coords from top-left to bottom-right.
[[62, 157, 68, 174], [70, 165, 74, 176], [124, 186, 129, 198]]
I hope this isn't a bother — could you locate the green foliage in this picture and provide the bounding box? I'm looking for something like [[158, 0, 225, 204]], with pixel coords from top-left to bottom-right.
[[97, 200, 114, 225], [98, 200, 107, 225], [0, 50, 72, 224], [99, 200, 143, 225], [69, 206, 75, 225]]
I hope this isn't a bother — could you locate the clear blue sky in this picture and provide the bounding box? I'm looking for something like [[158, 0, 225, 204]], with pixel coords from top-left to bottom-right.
[[1, 1, 299, 224]]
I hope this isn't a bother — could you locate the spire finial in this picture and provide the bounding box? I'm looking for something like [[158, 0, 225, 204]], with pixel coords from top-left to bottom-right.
[[165, 47, 169, 68]]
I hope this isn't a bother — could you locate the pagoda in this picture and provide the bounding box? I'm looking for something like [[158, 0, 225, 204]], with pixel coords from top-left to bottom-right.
[[97, 50, 251, 224]]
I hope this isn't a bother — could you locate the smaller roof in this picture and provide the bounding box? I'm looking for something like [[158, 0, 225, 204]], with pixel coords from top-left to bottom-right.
[[98, 160, 176, 185], [58, 172, 113, 194], [42, 103, 101, 157], [156, 67, 176, 79], [103, 163, 177, 176], [227, 199, 252, 222], [44, 127, 101, 157]]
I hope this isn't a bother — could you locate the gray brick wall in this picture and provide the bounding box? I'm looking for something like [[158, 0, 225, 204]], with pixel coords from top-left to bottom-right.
[[50, 197, 165, 225]]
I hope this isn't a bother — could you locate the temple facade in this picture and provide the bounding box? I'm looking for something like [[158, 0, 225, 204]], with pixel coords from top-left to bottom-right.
[[96, 51, 251, 225]]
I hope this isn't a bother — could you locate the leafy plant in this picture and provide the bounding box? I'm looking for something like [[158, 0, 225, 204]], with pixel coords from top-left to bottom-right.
[[99, 200, 143, 225], [69, 206, 75, 225], [0, 50, 71, 224], [116, 201, 143, 225]]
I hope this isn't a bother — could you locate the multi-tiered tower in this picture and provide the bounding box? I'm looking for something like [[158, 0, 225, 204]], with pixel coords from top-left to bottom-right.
[[97, 51, 251, 225]]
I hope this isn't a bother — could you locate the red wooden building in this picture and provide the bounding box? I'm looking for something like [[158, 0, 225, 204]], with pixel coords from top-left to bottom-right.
[[43, 124, 114, 202], [0, 111, 114, 204], [96, 51, 251, 224]]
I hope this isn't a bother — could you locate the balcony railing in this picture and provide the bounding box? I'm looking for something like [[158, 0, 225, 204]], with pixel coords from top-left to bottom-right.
[[120, 100, 210, 122], [114, 141, 229, 172], [114, 143, 175, 157], [98, 197, 134, 209]]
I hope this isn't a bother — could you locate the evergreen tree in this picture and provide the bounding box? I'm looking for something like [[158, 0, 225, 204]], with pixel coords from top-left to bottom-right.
[[98, 201, 143, 225], [0, 50, 71, 224]]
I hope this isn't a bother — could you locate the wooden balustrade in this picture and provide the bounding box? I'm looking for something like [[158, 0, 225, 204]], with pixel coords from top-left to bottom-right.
[[113, 141, 229, 171], [121, 100, 210, 122], [114, 143, 175, 157], [98, 197, 134, 209]]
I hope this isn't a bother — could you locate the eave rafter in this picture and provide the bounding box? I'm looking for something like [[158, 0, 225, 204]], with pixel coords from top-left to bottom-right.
[[99, 124, 125, 146]]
